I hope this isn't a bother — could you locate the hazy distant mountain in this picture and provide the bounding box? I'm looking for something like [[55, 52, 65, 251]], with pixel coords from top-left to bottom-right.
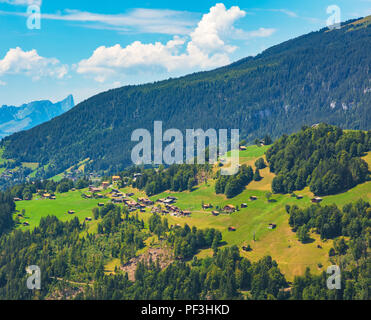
[[0, 95, 74, 139]]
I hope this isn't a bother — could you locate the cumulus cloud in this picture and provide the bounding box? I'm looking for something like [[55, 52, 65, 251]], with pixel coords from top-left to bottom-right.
[[0, 47, 67, 80], [77, 3, 273, 82]]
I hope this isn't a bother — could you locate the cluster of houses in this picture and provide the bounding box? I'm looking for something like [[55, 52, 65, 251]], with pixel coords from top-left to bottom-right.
[[150, 197, 192, 217], [106, 191, 155, 212]]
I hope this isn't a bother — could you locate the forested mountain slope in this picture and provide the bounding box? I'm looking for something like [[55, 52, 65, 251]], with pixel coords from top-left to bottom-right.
[[1, 17, 370, 178]]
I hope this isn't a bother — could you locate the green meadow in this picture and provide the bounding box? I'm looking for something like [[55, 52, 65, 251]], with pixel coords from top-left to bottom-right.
[[15, 189, 111, 228], [14, 147, 371, 281]]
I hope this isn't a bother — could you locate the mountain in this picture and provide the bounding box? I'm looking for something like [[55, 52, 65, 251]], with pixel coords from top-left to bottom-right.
[[1, 17, 370, 179], [0, 95, 74, 139]]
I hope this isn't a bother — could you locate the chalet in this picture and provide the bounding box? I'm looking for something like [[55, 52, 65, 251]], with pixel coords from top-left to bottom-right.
[[127, 193, 135, 197], [242, 246, 252, 252], [134, 173, 142, 178], [85, 217, 92, 222], [127, 201, 138, 207], [71, 188, 76, 191], [164, 198, 175, 204], [182, 211, 192, 216], [98, 203, 105, 207], [90, 187, 101, 193], [268, 223, 277, 230], [138, 198, 154, 206], [96, 193, 104, 198], [241, 203, 248, 208], [223, 205, 236, 213], [68, 210, 76, 215], [43, 193, 51, 199], [112, 198, 124, 204], [239, 146, 247, 151], [168, 205, 179, 212], [50, 196, 57, 200], [102, 181, 110, 189], [311, 197, 323, 204], [212, 211, 220, 216], [250, 196, 258, 201], [145, 199, 154, 206], [228, 226, 237, 232], [202, 203, 213, 209], [167, 196, 178, 201], [151, 207, 161, 213], [13, 197, 22, 202], [23, 222, 30, 226], [112, 176, 121, 182], [296, 195, 304, 200]]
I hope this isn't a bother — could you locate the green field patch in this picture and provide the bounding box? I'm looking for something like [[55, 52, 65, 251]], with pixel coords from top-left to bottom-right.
[[21, 162, 39, 170], [15, 188, 111, 229]]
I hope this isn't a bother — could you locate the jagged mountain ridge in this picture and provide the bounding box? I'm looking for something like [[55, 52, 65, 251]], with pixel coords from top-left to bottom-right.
[[0, 95, 74, 139]]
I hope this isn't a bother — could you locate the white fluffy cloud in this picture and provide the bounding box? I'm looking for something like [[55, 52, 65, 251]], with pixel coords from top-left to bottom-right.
[[77, 3, 269, 82], [0, 47, 67, 80]]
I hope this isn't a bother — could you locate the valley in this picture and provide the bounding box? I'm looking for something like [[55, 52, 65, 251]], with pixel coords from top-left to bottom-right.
[[13, 143, 371, 281]]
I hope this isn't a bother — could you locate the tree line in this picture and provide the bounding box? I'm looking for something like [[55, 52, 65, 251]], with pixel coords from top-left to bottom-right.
[[267, 124, 371, 195]]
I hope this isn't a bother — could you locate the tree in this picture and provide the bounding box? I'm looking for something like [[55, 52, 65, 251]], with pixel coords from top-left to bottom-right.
[[255, 158, 267, 169], [188, 178, 196, 192], [263, 135, 273, 145], [265, 192, 272, 202], [76, 179, 88, 190], [92, 208, 99, 220], [297, 226, 310, 243], [56, 182, 70, 193], [253, 169, 262, 182]]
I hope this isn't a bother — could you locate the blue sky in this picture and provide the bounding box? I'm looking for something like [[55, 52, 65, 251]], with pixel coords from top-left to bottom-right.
[[0, 0, 370, 106]]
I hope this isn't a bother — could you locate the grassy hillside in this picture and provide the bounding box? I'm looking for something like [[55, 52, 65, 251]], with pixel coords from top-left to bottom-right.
[[14, 145, 371, 281]]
